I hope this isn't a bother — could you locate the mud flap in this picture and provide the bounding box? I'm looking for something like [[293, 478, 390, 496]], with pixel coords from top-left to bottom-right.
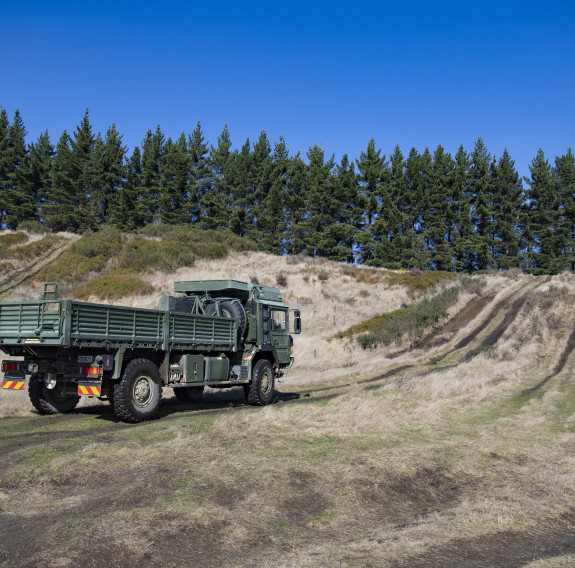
[[77, 381, 102, 396]]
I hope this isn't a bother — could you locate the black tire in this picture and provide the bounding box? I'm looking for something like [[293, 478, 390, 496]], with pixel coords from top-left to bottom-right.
[[205, 300, 247, 338], [245, 359, 275, 406], [112, 359, 162, 423], [173, 385, 204, 402], [28, 375, 79, 414]]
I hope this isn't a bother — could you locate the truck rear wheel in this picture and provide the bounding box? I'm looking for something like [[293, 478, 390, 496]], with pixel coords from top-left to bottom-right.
[[245, 359, 275, 406], [173, 385, 204, 402], [113, 359, 162, 423], [28, 375, 80, 414]]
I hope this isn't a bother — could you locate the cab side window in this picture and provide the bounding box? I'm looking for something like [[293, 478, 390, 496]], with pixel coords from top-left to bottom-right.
[[270, 310, 287, 331]]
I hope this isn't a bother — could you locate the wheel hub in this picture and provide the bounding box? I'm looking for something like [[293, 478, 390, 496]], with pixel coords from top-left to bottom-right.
[[133, 376, 153, 406], [261, 371, 271, 395]]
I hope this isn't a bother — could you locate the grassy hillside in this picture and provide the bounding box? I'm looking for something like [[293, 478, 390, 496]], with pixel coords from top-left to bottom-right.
[[1, 228, 575, 567]]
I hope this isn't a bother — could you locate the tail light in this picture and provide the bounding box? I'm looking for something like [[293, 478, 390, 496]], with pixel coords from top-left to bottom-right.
[[80, 366, 102, 376]]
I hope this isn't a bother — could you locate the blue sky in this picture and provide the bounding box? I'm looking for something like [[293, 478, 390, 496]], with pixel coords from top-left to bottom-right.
[[2, 1, 574, 177]]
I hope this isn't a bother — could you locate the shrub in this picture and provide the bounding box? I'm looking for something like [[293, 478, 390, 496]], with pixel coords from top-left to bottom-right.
[[317, 271, 329, 282], [342, 267, 357, 278], [459, 275, 487, 295], [336, 286, 460, 348], [71, 228, 123, 259], [35, 253, 107, 282], [384, 270, 457, 298], [139, 225, 260, 256], [0, 232, 29, 248], [276, 272, 288, 287], [358, 332, 378, 350], [16, 220, 47, 234], [10, 235, 62, 261], [71, 271, 155, 301], [116, 238, 196, 272]]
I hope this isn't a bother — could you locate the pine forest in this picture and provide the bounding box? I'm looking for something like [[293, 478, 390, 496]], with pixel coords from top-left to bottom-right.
[[1, 107, 574, 274]]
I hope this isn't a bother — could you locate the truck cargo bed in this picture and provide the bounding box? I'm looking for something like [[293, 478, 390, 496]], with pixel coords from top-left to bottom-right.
[[0, 300, 237, 353]]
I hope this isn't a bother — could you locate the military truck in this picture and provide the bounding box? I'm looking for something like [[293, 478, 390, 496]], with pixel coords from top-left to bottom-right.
[[0, 280, 301, 423]]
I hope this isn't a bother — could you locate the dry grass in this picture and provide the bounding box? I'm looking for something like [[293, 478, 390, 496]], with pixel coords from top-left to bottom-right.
[[3, 240, 575, 566]]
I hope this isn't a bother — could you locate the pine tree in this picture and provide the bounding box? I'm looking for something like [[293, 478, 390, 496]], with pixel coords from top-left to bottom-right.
[[370, 145, 403, 267], [69, 109, 100, 231], [160, 133, 189, 225], [93, 124, 126, 225], [261, 177, 284, 254], [141, 126, 165, 224], [401, 148, 431, 269], [187, 121, 211, 223], [451, 145, 474, 271], [426, 145, 455, 270], [323, 154, 361, 262], [525, 149, 563, 272], [45, 131, 81, 231], [468, 137, 494, 270], [305, 144, 335, 257], [0, 108, 10, 224], [16, 130, 54, 226], [202, 125, 233, 229], [283, 154, 308, 254], [490, 149, 522, 268], [110, 146, 146, 230], [247, 131, 273, 240], [227, 139, 251, 236], [555, 149, 575, 269], [2, 110, 29, 228], [356, 138, 386, 226]]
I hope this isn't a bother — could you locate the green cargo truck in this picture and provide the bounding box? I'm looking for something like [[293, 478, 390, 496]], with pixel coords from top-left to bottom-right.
[[0, 280, 301, 423]]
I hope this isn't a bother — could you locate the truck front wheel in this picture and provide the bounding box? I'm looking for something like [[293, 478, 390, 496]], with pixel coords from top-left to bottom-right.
[[28, 375, 80, 414], [113, 359, 162, 423], [245, 360, 275, 406]]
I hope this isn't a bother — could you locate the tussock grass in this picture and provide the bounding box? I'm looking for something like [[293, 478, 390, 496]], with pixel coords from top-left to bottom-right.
[[71, 271, 155, 301], [0, 231, 29, 249]]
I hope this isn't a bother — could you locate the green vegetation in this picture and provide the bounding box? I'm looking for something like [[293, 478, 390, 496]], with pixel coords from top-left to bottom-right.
[[337, 286, 460, 349], [30, 225, 259, 291], [384, 269, 458, 298], [0, 231, 28, 248], [115, 238, 197, 272], [9, 235, 62, 261], [35, 253, 107, 283], [1, 107, 574, 273], [71, 271, 155, 301]]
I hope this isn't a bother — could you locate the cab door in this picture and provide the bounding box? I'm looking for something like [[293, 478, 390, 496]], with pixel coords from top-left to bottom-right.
[[270, 308, 290, 365]]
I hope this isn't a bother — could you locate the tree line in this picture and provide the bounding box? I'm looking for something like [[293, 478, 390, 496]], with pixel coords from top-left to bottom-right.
[[1, 107, 573, 273]]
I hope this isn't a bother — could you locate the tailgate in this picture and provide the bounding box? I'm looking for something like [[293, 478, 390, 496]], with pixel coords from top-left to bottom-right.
[[0, 301, 63, 344]]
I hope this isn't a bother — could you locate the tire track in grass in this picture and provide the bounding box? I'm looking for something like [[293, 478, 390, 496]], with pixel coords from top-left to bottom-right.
[[0, 278, 548, 455], [524, 323, 575, 395]]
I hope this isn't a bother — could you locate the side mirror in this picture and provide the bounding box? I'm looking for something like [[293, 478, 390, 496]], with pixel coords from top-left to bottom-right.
[[292, 309, 301, 334]]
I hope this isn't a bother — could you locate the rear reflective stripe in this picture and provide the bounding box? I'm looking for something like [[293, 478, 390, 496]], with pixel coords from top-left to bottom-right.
[[2, 381, 25, 390], [78, 385, 101, 396]]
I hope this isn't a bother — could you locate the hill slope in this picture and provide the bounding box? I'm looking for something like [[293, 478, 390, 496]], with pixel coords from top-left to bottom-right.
[[1, 231, 575, 567]]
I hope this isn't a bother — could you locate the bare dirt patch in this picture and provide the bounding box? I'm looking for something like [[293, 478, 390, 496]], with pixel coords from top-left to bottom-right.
[[393, 509, 575, 568]]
